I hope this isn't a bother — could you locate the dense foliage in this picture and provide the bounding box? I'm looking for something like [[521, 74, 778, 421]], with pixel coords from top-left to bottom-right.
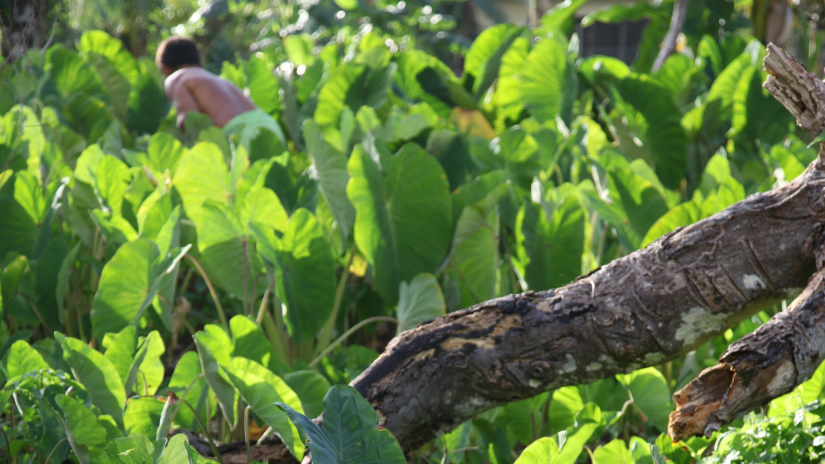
[[3, 0, 825, 463]]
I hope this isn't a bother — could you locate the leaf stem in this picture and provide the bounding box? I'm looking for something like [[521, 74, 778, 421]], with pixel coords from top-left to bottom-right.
[[309, 316, 399, 368], [314, 246, 356, 357], [0, 426, 11, 463], [244, 405, 252, 464], [179, 397, 226, 464], [45, 437, 68, 463], [256, 276, 275, 325], [184, 254, 229, 330], [14, 292, 54, 336], [168, 374, 205, 427]]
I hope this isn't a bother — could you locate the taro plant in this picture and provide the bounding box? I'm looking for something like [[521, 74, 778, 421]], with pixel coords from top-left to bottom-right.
[[2, 0, 825, 462]]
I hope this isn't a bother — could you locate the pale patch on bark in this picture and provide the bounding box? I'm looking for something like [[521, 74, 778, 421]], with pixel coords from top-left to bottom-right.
[[675, 307, 729, 346], [743, 274, 766, 290], [558, 354, 577, 374]]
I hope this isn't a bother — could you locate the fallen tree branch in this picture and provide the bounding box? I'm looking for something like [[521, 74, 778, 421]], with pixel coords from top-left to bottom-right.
[[352, 165, 825, 450], [667, 43, 825, 441]]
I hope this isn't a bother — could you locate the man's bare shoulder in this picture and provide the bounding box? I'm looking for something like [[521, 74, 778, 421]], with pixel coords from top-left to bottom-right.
[[165, 67, 220, 90]]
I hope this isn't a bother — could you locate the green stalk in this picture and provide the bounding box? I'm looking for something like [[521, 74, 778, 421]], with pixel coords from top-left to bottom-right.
[[184, 254, 229, 331], [314, 247, 355, 357], [256, 277, 274, 325], [179, 398, 225, 464], [262, 311, 289, 368], [309, 316, 399, 368], [244, 406, 252, 464], [45, 438, 68, 464], [15, 292, 54, 336]]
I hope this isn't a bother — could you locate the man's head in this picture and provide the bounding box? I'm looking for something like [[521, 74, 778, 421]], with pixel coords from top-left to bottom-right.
[[156, 37, 201, 78]]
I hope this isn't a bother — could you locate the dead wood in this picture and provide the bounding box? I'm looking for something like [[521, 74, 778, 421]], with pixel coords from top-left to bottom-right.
[[666, 44, 825, 441], [352, 167, 825, 450]]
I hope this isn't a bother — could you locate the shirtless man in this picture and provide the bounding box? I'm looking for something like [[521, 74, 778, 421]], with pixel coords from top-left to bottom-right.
[[156, 37, 285, 146]]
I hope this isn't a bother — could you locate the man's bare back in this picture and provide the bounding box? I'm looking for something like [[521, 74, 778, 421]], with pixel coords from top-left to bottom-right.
[[155, 37, 256, 129], [164, 67, 256, 129]]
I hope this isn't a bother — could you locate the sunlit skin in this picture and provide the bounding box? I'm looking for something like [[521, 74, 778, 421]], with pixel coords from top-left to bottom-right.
[[157, 62, 256, 129]]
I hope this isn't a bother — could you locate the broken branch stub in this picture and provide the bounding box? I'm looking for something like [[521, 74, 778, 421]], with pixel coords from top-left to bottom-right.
[[669, 266, 825, 440], [763, 43, 825, 142]]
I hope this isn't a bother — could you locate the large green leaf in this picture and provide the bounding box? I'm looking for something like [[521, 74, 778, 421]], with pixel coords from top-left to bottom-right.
[[304, 120, 355, 249], [520, 38, 573, 125], [124, 397, 164, 437], [6, 340, 49, 379], [493, 37, 531, 126], [56, 394, 108, 448], [221, 357, 305, 458], [315, 63, 396, 128], [617, 367, 674, 432], [593, 439, 635, 463], [98, 435, 155, 464], [36, 238, 69, 331], [135, 331, 166, 396], [347, 143, 452, 303], [540, 0, 589, 35], [122, 331, 151, 396], [246, 57, 281, 115], [581, 2, 660, 26], [283, 370, 331, 418], [705, 53, 752, 121], [158, 432, 190, 464], [548, 386, 584, 432], [167, 351, 211, 432], [47, 45, 105, 99], [251, 209, 336, 344], [104, 326, 138, 385], [56, 333, 126, 429], [276, 385, 405, 464], [395, 273, 445, 333], [0, 171, 45, 258], [463, 24, 522, 98], [94, 154, 132, 215], [85, 54, 131, 121], [146, 132, 188, 178], [611, 74, 688, 189], [173, 141, 232, 223], [194, 325, 236, 427], [514, 437, 560, 463], [229, 315, 279, 371], [195, 199, 266, 300], [558, 404, 602, 463], [90, 239, 188, 342], [78, 30, 141, 85], [517, 193, 585, 290], [127, 70, 168, 135]]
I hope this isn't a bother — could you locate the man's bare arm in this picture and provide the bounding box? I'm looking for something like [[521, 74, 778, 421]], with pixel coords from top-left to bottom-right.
[[165, 77, 200, 129]]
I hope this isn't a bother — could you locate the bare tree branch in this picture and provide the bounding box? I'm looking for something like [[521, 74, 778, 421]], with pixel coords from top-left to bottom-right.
[[651, 0, 690, 72], [352, 164, 825, 449]]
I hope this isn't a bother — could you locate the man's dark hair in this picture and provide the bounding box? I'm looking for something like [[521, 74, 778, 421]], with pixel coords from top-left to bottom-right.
[[156, 37, 201, 70]]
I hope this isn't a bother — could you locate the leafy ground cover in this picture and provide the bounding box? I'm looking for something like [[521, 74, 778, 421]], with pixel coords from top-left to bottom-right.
[[3, 0, 825, 463]]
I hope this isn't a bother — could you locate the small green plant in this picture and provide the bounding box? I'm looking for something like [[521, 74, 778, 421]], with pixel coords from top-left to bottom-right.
[[276, 385, 406, 464]]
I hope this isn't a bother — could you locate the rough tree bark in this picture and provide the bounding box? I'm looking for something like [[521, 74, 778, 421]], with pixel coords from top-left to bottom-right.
[[196, 44, 825, 462], [668, 43, 825, 440]]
